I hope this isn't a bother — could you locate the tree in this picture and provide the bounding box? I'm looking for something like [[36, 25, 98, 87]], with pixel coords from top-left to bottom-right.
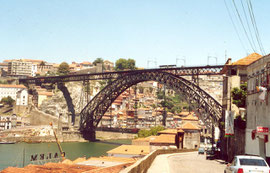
[[231, 83, 247, 108], [115, 58, 136, 71], [93, 58, 104, 66], [1, 96, 15, 106], [40, 61, 46, 71], [57, 62, 70, 75], [127, 59, 136, 70], [137, 126, 165, 138]]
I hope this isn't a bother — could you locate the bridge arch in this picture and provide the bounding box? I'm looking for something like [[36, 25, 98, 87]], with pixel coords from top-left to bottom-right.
[[80, 71, 222, 138]]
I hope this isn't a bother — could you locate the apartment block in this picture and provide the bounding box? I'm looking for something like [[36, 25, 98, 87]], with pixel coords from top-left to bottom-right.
[[8, 60, 32, 77]]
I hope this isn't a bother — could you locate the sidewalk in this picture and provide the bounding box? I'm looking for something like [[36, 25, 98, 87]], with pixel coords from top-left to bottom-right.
[[147, 152, 197, 173]]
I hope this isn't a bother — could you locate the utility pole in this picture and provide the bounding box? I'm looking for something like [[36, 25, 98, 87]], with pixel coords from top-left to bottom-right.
[[176, 56, 186, 67], [147, 59, 157, 68], [207, 56, 218, 65]]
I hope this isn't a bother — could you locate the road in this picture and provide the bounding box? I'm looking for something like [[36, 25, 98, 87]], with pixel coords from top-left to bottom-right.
[[168, 152, 226, 173], [147, 151, 226, 173]]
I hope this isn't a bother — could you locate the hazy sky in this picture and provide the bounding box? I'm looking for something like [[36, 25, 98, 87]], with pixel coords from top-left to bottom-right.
[[0, 0, 269, 68]]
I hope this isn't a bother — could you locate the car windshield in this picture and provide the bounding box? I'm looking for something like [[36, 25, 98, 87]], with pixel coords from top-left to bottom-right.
[[239, 158, 267, 166]]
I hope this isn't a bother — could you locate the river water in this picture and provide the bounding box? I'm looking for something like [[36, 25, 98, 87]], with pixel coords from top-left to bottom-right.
[[0, 139, 131, 171]]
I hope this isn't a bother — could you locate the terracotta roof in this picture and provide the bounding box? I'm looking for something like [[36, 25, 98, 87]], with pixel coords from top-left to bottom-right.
[[132, 137, 151, 142], [158, 129, 178, 135], [179, 112, 191, 116], [232, 53, 262, 66], [182, 114, 198, 121], [21, 59, 44, 63], [38, 91, 53, 96], [177, 128, 184, 133], [173, 115, 181, 119], [182, 122, 200, 130], [102, 116, 111, 120], [0, 84, 26, 89], [81, 61, 92, 65], [107, 145, 150, 155], [1, 162, 98, 173], [150, 134, 176, 144], [0, 63, 8, 66]]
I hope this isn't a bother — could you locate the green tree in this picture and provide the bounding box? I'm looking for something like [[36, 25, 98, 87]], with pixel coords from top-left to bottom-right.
[[115, 58, 136, 71], [57, 62, 70, 75], [231, 83, 247, 108], [0, 80, 8, 84], [127, 59, 136, 70], [1, 96, 15, 106], [137, 126, 165, 138], [93, 58, 104, 66]]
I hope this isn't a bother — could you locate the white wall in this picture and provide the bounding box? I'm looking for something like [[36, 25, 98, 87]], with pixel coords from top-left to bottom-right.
[[245, 129, 260, 156], [16, 89, 28, 106]]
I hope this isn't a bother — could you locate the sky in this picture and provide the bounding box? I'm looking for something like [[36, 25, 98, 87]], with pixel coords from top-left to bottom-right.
[[0, 0, 269, 68]]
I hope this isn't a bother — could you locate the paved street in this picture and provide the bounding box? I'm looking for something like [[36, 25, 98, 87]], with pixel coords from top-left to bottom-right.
[[147, 151, 226, 173]]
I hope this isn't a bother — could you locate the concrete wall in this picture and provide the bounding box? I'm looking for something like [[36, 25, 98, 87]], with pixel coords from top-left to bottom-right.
[[120, 149, 195, 173], [108, 153, 144, 158], [183, 131, 200, 149], [29, 107, 59, 126], [96, 130, 137, 140]]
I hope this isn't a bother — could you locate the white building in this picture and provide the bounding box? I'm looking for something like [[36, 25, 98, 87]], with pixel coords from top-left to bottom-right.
[[246, 54, 270, 161], [0, 84, 28, 106], [8, 60, 32, 77], [31, 63, 38, 77], [0, 115, 22, 130]]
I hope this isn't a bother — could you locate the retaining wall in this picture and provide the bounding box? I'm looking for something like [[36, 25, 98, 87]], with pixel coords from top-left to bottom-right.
[[120, 149, 195, 173]]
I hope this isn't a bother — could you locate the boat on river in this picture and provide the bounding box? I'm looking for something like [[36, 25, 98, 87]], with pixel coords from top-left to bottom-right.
[[0, 141, 15, 144]]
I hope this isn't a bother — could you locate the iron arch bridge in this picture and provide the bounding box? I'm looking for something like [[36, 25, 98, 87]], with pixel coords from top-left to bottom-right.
[[80, 71, 222, 140], [19, 65, 224, 140]]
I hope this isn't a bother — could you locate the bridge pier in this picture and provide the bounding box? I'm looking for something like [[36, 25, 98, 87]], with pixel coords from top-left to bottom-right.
[[81, 129, 96, 141], [57, 83, 76, 125]]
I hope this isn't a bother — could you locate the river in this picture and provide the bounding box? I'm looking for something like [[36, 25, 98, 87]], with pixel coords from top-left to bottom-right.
[[0, 139, 131, 171]]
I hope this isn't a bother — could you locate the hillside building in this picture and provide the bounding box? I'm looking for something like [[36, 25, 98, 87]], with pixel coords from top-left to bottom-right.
[[0, 84, 28, 106], [8, 60, 32, 77]]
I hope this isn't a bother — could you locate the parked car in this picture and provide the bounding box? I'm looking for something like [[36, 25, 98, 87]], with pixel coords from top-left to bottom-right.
[[198, 147, 205, 154], [224, 155, 270, 173]]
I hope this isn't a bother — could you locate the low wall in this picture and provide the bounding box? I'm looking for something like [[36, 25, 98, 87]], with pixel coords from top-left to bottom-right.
[[120, 149, 195, 173], [96, 130, 137, 140]]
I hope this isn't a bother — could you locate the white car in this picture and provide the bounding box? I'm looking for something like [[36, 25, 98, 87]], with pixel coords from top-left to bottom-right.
[[224, 155, 270, 173]]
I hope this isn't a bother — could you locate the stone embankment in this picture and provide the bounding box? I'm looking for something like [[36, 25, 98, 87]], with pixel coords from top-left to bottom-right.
[[0, 128, 137, 143]]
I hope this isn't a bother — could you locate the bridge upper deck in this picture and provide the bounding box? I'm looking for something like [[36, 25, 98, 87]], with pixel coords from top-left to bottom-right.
[[19, 65, 224, 84]]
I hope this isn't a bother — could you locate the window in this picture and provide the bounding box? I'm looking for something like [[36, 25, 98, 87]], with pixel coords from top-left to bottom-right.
[[239, 159, 267, 166]]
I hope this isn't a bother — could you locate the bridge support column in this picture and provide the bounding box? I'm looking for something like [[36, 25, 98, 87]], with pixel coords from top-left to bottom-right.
[[81, 129, 96, 141], [57, 83, 76, 125]]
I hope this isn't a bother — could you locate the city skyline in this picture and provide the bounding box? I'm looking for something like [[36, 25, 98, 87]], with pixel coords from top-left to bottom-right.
[[0, 0, 269, 68]]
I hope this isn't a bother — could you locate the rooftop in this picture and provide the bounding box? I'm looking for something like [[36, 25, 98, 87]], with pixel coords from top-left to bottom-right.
[[150, 134, 176, 144], [158, 129, 178, 134], [107, 145, 150, 155], [182, 122, 200, 130], [232, 53, 262, 66], [0, 84, 27, 89], [181, 114, 198, 121]]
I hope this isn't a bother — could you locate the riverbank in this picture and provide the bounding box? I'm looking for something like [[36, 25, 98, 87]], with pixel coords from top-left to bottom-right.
[[0, 126, 137, 143]]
